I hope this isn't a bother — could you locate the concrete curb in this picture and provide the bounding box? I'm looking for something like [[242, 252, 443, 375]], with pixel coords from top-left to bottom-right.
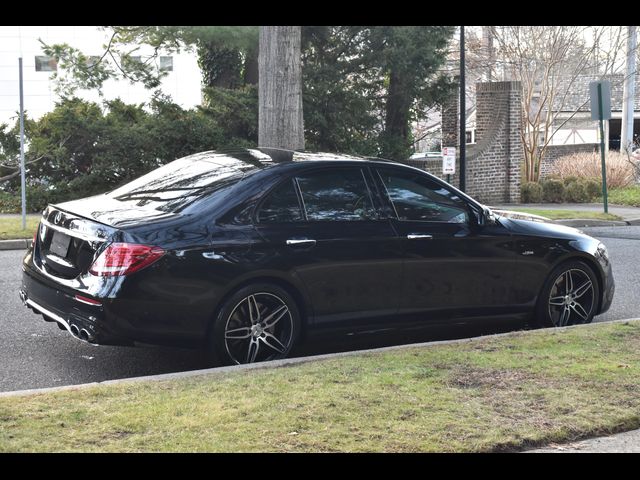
[[0, 239, 30, 250], [1, 317, 638, 399], [554, 219, 631, 227]]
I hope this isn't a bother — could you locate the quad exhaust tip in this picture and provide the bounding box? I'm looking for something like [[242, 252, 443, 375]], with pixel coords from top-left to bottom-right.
[[69, 324, 80, 337], [26, 297, 98, 344]]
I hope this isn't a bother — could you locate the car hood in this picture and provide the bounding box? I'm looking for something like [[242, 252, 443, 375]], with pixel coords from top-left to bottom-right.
[[498, 215, 590, 240]]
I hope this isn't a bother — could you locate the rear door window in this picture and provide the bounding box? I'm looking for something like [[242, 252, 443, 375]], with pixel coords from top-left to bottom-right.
[[257, 180, 304, 223], [295, 168, 377, 221]]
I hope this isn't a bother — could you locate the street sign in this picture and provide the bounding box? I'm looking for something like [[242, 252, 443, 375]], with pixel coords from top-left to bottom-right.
[[442, 147, 456, 175], [589, 80, 611, 121]]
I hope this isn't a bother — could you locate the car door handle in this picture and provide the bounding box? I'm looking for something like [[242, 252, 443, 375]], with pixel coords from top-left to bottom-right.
[[407, 234, 433, 240], [286, 238, 317, 247]]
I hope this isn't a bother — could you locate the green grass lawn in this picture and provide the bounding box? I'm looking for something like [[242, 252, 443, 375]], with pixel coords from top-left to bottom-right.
[[2, 320, 640, 452], [504, 208, 622, 221], [0, 217, 39, 240], [601, 186, 640, 207]]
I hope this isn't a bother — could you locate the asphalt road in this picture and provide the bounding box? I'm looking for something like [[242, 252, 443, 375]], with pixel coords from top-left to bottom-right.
[[1, 225, 639, 393]]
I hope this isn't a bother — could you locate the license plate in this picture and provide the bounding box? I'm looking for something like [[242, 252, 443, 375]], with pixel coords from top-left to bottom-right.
[[49, 231, 71, 257]]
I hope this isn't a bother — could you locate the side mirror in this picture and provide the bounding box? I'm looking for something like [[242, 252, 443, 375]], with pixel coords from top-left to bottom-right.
[[478, 206, 496, 226]]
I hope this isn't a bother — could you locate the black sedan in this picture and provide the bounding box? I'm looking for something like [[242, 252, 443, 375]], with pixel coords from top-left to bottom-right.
[[20, 148, 615, 365]]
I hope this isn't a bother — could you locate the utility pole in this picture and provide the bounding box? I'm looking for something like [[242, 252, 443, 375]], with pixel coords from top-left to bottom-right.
[[621, 26, 636, 153], [459, 26, 466, 192], [19, 57, 26, 230]]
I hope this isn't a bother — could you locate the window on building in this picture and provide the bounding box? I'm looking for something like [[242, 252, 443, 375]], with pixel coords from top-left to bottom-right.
[[35, 56, 57, 72], [160, 56, 173, 72]]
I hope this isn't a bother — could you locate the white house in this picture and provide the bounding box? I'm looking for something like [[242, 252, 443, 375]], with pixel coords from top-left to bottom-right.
[[0, 26, 203, 125]]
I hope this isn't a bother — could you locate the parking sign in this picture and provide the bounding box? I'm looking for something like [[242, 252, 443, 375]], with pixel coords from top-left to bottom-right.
[[442, 147, 456, 174]]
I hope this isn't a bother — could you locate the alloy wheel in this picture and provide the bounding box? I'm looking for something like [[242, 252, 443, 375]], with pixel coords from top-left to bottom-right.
[[224, 292, 294, 365], [547, 268, 595, 327]]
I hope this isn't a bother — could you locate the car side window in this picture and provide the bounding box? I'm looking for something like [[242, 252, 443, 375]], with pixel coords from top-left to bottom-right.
[[257, 179, 304, 223], [296, 169, 378, 221], [377, 169, 469, 223]]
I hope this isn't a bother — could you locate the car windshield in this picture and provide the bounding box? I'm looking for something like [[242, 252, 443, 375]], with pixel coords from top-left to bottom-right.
[[107, 150, 271, 213]]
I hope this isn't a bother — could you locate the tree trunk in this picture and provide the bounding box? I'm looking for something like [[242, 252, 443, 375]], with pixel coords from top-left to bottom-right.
[[244, 44, 259, 85], [382, 69, 412, 160], [258, 26, 304, 150]]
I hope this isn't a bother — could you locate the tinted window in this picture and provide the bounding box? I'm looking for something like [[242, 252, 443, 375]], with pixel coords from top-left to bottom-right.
[[377, 169, 469, 223], [257, 180, 303, 223], [107, 151, 270, 213], [296, 169, 377, 221]]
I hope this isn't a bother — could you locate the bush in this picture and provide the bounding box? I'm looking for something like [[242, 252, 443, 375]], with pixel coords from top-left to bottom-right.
[[0, 191, 21, 213], [6, 97, 232, 208], [541, 179, 565, 203], [562, 175, 579, 186], [564, 181, 589, 203], [549, 151, 635, 188], [26, 185, 56, 213], [520, 182, 543, 203], [582, 178, 602, 200]]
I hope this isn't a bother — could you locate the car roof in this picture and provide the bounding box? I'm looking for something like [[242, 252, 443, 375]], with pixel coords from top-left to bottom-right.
[[199, 147, 396, 165]]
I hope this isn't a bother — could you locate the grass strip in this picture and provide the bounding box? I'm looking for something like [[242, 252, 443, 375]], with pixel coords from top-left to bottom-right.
[[0, 217, 40, 240], [600, 186, 640, 208], [505, 208, 621, 221], [2, 321, 640, 452]]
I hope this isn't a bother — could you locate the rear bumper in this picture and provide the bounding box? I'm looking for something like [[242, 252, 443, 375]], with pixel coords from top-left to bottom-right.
[[21, 261, 134, 346], [21, 251, 209, 348]]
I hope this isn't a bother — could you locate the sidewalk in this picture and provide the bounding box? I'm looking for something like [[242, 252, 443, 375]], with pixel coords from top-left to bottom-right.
[[527, 428, 640, 453], [494, 202, 640, 227]]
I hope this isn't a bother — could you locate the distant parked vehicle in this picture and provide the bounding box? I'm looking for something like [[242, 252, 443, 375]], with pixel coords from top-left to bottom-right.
[[20, 148, 615, 365]]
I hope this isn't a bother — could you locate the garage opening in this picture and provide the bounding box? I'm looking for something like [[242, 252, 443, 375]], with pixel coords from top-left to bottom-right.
[[608, 118, 640, 150]]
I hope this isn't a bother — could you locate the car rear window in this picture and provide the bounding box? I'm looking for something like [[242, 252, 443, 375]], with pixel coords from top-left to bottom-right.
[[107, 151, 269, 213]]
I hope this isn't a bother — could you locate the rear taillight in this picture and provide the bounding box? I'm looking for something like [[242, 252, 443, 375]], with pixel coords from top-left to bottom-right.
[[32, 222, 40, 248], [89, 243, 165, 277]]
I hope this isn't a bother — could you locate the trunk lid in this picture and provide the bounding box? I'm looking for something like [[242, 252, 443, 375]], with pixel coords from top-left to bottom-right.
[[35, 205, 120, 280], [51, 194, 179, 228]]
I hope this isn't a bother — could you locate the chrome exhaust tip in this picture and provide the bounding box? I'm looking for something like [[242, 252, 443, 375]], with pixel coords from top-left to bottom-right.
[[69, 324, 80, 337], [79, 329, 92, 342], [19, 290, 27, 306]]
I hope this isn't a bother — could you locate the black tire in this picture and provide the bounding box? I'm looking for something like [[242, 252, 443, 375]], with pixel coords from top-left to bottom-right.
[[206, 283, 301, 366], [534, 260, 600, 328]]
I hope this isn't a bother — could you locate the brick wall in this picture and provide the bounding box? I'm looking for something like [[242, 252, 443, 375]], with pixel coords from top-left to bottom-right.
[[407, 82, 524, 204], [409, 81, 523, 204], [466, 81, 523, 204]]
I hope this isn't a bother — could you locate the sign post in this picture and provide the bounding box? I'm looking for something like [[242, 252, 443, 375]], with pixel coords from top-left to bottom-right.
[[442, 147, 456, 184], [589, 80, 611, 214]]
